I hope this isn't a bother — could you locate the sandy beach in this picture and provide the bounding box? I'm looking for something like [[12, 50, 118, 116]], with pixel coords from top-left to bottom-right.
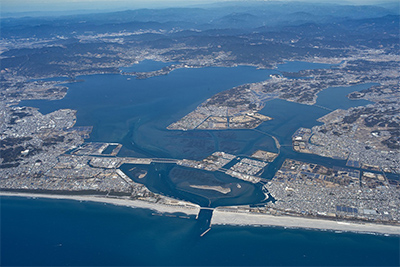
[[212, 209, 400, 236], [2, 191, 399, 236], [0, 191, 201, 216]]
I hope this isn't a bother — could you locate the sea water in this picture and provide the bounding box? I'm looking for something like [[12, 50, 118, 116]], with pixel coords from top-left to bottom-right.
[[1, 197, 399, 266], [7, 60, 399, 265]]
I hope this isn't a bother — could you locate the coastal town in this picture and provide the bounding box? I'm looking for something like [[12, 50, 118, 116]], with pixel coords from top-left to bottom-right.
[[264, 160, 399, 223], [292, 101, 400, 174], [1, 6, 400, 237], [1, 97, 399, 229], [1, 50, 400, 235]]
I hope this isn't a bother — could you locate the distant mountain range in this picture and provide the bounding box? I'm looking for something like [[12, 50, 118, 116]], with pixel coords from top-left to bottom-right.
[[1, 1, 398, 78]]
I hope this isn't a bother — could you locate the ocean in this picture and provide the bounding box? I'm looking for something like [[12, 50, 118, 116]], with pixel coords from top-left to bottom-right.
[[3, 60, 398, 266], [1, 196, 399, 266]]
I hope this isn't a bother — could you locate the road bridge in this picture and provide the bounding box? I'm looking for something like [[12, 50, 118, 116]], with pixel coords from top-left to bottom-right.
[[151, 158, 179, 164], [314, 104, 334, 112]]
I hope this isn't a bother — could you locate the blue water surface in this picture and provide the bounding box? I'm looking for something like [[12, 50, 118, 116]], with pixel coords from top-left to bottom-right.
[[6, 60, 398, 266], [1, 197, 399, 266]]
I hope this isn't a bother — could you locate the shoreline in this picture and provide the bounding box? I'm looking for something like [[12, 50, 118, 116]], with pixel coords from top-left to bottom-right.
[[211, 209, 400, 236], [2, 191, 399, 236], [0, 191, 200, 216]]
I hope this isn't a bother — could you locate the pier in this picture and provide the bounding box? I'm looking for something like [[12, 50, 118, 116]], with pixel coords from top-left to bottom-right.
[[196, 208, 214, 237], [200, 228, 211, 237]]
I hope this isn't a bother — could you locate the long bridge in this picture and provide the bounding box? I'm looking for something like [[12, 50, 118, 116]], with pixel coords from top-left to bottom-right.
[[314, 104, 334, 112], [151, 158, 179, 164]]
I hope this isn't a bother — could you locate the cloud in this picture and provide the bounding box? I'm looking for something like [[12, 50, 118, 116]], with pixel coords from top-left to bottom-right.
[[1, 0, 394, 13]]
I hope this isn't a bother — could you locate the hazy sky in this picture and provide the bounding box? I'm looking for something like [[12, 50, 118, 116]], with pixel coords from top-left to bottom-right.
[[1, 0, 395, 13]]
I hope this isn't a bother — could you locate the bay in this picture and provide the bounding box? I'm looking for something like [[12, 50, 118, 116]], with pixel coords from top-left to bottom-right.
[[18, 60, 380, 208], [9, 60, 399, 266]]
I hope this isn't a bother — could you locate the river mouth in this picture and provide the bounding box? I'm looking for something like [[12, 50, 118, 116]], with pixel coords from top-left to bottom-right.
[[19, 61, 378, 207], [120, 163, 266, 208]]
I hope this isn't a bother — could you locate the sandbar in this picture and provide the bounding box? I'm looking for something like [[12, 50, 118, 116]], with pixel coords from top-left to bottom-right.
[[189, 184, 231, 194]]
